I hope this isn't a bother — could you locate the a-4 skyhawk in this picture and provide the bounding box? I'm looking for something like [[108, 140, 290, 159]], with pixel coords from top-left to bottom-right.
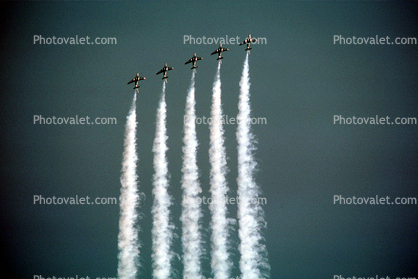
[[239, 34, 257, 52], [211, 44, 229, 63], [156, 63, 174, 83], [185, 53, 203, 72], [127, 73, 146, 89]]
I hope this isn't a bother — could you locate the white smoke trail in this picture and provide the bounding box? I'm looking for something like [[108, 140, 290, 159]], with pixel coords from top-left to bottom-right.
[[152, 82, 173, 279], [209, 61, 232, 279], [237, 53, 270, 279], [117, 92, 140, 279], [180, 71, 203, 279]]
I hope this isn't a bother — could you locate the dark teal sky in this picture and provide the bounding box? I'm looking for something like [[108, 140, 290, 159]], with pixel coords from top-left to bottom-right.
[[1, 1, 417, 279]]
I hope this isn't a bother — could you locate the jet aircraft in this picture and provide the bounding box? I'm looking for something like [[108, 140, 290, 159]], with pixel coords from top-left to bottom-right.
[[156, 63, 174, 82], [185, 53, 203, 72], [127, 73, 146, 89], [239, 34, 257, 52], [211, 44, 229, 62]]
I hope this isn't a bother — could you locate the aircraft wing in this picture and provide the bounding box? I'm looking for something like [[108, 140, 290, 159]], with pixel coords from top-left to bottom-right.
[[197, 57, 203, 60], [167, 67, 174, 71], [251, 38, 257, 42], [156, 69, 164, 75], [222, 48, 229, 52], [239, 40, 246, 45], [127, 79, 134, 84], [185, 59, 193, 65], [211, 49, 219, 55]]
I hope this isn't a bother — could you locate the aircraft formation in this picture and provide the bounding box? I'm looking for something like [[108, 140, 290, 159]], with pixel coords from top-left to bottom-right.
[[127, 34, 257, 87]]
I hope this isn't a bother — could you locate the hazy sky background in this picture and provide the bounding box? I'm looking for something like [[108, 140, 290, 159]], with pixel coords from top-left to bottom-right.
[[1, 1, 417, 278]]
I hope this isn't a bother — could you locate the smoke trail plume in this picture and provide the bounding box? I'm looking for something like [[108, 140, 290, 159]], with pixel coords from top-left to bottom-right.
[[237, 53, 270, 279], [117, 92, 140, 279], [152, 82, 173, 279], [180, 71, 203, 278], [209, 61, 232, 279]]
